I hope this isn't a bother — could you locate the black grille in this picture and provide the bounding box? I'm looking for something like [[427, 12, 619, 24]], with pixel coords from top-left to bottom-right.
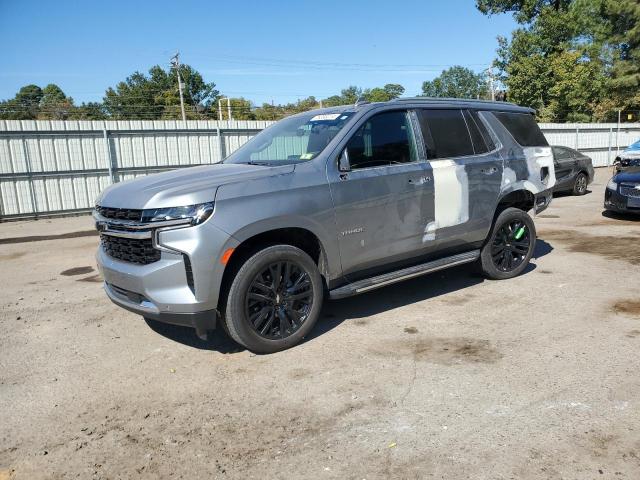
[[96, 206, 143, 222], [620, 184, 640, 198], [101, 235, 161, 265]]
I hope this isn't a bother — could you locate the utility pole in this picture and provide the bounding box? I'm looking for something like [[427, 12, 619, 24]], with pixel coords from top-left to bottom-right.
[[485, 67, 496, 101], [170, 52, 187, 121]]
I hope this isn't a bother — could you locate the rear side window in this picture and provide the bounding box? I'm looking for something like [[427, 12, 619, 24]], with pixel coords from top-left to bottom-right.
[[469, 110, 496, 152], [493, 112, 548, 147], [418, 109, 474, 159], [463, 110, 489, 154]]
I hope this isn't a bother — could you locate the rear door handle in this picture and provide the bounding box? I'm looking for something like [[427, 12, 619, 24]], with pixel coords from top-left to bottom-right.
[[480, 167, 498, 175], [408, 176, 431, 186]]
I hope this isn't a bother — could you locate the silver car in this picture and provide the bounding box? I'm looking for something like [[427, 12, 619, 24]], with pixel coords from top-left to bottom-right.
[[94, 98, 555, 353]]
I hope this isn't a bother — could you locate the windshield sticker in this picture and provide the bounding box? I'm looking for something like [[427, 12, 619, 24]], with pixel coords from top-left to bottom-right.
[[310, 113, 341, 122], [300, 153, 315, 160]]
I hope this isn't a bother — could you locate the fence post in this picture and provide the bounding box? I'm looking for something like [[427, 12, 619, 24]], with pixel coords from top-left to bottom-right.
[[21, 136, 39, 219], [216, 125, 224, 162], [607, 127, 613, 166], [616, 110, 621, 154], [103, 129, 115, 184], [575, 125, 579, 150]]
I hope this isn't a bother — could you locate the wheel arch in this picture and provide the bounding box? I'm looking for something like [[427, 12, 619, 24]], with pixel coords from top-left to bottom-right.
[[217, 225, 330, 311], [495, 187, 536, 215]]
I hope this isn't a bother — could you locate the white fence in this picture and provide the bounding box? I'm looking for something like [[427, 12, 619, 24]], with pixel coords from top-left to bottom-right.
[[1, 119, 638, 220]]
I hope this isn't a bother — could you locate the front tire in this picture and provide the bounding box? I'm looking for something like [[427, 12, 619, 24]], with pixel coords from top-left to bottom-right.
[[479, 207, 536, 280], [223, 245, 324, 353]]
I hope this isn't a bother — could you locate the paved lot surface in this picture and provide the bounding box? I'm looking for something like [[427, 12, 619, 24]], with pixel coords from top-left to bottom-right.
[[1, 168, 639, 480]]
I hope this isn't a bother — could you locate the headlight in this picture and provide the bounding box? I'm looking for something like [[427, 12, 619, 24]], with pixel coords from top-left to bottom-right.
[[141, 202, 214, 226], [607, 179, 618, 191]]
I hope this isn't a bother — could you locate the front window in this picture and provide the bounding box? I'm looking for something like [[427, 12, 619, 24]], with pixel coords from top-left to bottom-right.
[[225, 110, 355, 165], [345, 110, 418, 169]]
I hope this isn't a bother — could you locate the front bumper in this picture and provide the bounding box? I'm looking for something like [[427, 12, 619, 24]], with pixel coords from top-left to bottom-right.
[[104, 282, 217, 336], [96, 217, 239, 331], [604, 187, 640, 214]]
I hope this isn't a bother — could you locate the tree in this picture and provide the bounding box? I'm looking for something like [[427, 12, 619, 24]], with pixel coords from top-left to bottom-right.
[[39, 84, 74, 120], [477, 0, 624, 121], [218, 98, 255, 120], [364, 83, 406, 102], [0, 84, 44, 119], [476, 0, 573, 22], [605, 0, 640, 111], [70, 102, 107, 120], [103, 64, 219, 119], [422, 66, 489, 99]]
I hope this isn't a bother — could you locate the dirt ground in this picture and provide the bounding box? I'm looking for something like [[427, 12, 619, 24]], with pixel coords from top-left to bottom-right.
[[1, 167, 639, 480]]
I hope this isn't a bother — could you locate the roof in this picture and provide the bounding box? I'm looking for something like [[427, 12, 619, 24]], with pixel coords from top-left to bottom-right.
[[391, 97, 534, 113]]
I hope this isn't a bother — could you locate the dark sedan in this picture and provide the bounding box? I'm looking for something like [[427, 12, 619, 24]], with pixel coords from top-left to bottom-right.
[[604, 167, 640, 215], [552, 146, 595, 195]]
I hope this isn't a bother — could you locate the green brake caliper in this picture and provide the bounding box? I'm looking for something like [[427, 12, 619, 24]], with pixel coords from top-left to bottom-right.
[[513, 226, 526, 240]]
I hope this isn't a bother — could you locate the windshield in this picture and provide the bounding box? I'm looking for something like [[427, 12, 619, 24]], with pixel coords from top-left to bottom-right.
[[225, 110, 355, 165], [627, 139, 640, 151]]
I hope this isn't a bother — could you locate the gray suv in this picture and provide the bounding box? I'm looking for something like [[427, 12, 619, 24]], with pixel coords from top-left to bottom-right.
[[94, 98, 555, 353]]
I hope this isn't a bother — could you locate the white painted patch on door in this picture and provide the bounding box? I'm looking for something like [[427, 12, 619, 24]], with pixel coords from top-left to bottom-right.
[[423, 159, 469, 242]]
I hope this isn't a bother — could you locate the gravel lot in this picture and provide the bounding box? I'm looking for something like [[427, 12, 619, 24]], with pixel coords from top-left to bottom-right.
[[1, 167, 639, 480]]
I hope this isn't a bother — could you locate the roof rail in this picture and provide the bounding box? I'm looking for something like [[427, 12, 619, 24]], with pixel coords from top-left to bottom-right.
[[393, 96, 517, 106]]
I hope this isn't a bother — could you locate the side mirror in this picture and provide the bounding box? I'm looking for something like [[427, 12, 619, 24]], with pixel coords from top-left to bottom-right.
[[338, 149, 351, 172]]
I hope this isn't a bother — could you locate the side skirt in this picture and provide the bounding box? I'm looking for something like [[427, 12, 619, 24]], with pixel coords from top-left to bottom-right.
[[329, 250, 480, 300]]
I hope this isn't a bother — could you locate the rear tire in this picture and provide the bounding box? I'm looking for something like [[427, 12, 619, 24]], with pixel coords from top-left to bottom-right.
[[479, 207, 536, 280], [572, 172, 588, 196], [222, 245, 323, 353]]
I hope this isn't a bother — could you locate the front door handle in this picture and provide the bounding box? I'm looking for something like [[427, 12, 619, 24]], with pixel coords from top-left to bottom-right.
[[480, 167, 498, 175]]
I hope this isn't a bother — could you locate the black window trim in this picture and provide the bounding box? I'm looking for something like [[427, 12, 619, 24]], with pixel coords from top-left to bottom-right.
[[419, 108, 502, 162], [340, 108, 424, 172]]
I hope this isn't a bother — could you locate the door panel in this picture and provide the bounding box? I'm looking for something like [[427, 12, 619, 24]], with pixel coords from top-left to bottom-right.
[[327, 110, 435, 277], [417, 108, 503, 249]]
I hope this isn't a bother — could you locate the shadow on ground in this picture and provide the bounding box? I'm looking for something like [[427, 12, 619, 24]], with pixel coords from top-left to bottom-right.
[[601, 210, 640, 222], [147, 239, 554, 354]]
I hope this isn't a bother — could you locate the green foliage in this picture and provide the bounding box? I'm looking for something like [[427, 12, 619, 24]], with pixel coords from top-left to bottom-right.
[[69, 102, 107, 120], [217, 98, 255, 120], [422, 66, 489, 99], [364, 84, 406, 102], [39, 84, 74, 120], [0, 84, 43, 119], [479, 0, 640, 121], [476, 0, 573, 23], [102, 64, 219, 119], [605, 0, 640, 109], [254, 96, 321, 120]]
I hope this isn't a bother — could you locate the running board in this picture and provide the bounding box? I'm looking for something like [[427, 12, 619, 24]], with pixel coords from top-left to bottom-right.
[[329, 250, 480, 300]]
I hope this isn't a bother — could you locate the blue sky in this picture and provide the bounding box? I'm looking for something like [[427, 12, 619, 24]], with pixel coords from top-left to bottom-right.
[[0, 0, 517, 106]]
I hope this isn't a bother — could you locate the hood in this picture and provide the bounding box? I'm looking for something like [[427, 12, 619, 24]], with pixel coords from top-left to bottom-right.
[[614, 167, 640, 183], [96, 163, 294, 209], [622, 140, 640, 159]]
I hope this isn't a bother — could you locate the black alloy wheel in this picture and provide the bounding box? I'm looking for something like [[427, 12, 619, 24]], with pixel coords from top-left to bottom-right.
[[245, 261, 314, 340], [491, 219, 531, 272]]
